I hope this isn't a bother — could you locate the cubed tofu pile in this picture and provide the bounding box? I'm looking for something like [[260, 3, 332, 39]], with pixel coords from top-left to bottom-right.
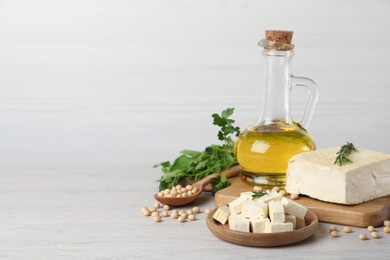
[[213, 192, 308, 233]]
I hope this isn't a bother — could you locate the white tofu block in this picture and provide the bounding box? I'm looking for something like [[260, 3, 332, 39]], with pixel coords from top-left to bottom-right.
[[212, 206, 230, 225], [281, 197, 307, 219], [240, 191, 253, 200], [296, 218, 305, 229], [268, 200, 285, 223], [228, 214, 250, 232], [229, 196, 247, 215], [241, 200, 267, 218], [286, 147, 390, 205], [256, 192, 283, 203], [250, 217, 270, 233], [264, 222, 294, 233], [263, 203, 269, 218], [285, 214, 297, 229]]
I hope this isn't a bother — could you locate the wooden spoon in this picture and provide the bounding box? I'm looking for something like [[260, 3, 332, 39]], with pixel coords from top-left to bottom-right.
[[153, 165, 242, 206]]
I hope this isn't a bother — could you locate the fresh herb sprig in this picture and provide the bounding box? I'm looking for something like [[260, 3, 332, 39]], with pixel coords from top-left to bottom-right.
[[252, 191, 267, 200], [334, 142, 357, 166], [211, 176, 229, 196], [154, 108, 240, 192]]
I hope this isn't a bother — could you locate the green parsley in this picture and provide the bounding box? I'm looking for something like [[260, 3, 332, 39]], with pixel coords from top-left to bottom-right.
[[154, 108, 241, 193], [211, 176, 229, 196]]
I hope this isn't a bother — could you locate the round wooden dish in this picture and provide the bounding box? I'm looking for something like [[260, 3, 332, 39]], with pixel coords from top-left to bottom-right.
[[206, 208, 318, 247]]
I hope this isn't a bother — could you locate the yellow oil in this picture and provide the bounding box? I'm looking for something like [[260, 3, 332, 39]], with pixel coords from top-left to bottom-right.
[[235, 122, 315, 186]]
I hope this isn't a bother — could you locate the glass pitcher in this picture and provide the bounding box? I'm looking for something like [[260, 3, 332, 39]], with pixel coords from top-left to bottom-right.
[[235, 30, 318, 187]]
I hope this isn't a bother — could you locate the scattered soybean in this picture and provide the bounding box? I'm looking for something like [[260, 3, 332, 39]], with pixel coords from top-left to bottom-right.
[[367, 225, 375, 232], [358, 234, 368, 240], [343, 226, 352, 233]]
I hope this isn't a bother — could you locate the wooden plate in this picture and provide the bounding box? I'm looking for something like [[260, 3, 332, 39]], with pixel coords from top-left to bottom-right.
[[214, 176, 390, 227], [206, 209, 318, 247]]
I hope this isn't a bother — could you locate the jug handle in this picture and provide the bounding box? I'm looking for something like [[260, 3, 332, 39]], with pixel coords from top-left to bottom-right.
[[290, 75, 319, 129]]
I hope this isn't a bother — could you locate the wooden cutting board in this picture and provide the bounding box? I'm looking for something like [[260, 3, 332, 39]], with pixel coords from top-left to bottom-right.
[[215, 177, 390, 227]]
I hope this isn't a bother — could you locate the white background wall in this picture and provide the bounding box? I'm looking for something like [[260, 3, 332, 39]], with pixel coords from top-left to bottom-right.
[[0, 0, 389, 167]]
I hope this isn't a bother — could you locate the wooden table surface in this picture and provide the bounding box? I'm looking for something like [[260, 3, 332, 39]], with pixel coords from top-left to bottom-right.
[[1, 167, 389, 259]]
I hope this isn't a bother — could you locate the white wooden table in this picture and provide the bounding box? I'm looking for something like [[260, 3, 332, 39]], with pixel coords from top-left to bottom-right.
[[0, 0, 389, 258], [1, 167, 389, 259]]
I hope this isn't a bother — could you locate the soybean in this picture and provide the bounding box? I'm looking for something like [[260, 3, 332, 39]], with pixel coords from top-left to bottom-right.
[[162, 210, 169, 217], [329, 225, 338, 232], [153, 216, 162, 222], [331, 231, 339, 238], [171, 211, 179, 219], [343, 226, 352, 233], [279, 190, 287, 196], [253, 186, 263, 192], [188, 214, 196, 221], [370, 232, 379, 239], [178, 216, 186, 223], [367, 225, 375, 232], [359, 234, 368, 240]]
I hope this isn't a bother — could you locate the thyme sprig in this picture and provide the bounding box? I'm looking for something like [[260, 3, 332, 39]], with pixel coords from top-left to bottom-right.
[[334, 142, 357, 166], [252, 191, 267, 200]]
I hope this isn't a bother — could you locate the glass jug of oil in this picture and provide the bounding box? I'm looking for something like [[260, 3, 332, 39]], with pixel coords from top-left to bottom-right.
[[235, 30, 318, 187]]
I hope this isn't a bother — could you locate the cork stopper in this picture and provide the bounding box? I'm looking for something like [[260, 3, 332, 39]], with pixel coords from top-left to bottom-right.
[[260, 30, 294, 50]]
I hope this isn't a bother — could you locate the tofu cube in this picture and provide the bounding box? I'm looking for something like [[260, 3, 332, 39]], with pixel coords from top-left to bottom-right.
[[240, 191, 254, 200], [281, 197, 307, 219], [264, 222, 294, 233], [212, 206, 230, 225], [256, 192, 283, 203], [241, 200, 266, 218], [263, 203, 269, 218], [229, 196, 247, 215], [268, 200, 285, 223], [228, 214, 250, 232], [285, 214, 297, 229], [250, 217, 270, 233]]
